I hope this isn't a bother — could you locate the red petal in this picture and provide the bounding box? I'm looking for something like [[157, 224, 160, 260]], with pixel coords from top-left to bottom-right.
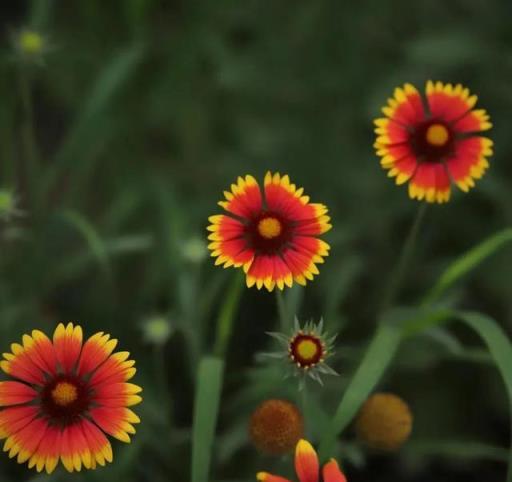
[[322, 459, 347, 482], [53, 323, 83, 374], [382, 84, 425, 125], [409, 163, 451, 203], [77, 332, 117, 377], [0, 406, 38, 439], [218, 175, 262, 219], [0, 381, 37, 406], [295, 439, 319, 482]]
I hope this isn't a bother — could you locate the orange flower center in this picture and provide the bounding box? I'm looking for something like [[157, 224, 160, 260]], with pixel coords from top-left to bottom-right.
[[51, 381, 78, 406], [257, 217, 282, 239], [425, 123, 449, 146]]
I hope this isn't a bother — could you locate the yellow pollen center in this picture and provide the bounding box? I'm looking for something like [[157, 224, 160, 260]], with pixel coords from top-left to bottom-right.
[[258, 217, 282, 239], [425, 123, 449, 146], [51, 382, 78, 406], [296, 339, 319, 361]]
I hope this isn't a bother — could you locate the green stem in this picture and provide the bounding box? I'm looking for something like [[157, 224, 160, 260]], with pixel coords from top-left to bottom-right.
[[275, 290, 289, 332], [153, 345, 172, 425], [213, 272, 244, 357], [300, 377, 309, 438], [379, 203, 428, 314], [19, 66, 39, 212]]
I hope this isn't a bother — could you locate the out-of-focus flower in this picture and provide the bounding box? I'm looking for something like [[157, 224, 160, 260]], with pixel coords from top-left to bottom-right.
[[181, 237, 208, 264], [0, 189, 22, 221], [14, 29, 46, 60], [141, 315, 173, 345], [355, 392, 413, 451], [257, 438, 347, 482], [374, 81, 493, 203], [264, 318, 338, 386], [0, 323, 142, 473], [207, 172, 331, 291], [249, 399, 303, 455]]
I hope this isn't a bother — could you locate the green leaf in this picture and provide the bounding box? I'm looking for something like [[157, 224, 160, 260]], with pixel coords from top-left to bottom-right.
[[423, 228, 512, 305], [455, 311, 512, 481], [318, 322, 402, 460], [214, 272, 244, 357], [192, 357, 225, 482], [405, 439, 509, 463]]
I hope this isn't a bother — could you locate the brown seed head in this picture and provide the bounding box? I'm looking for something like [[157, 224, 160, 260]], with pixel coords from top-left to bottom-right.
[[249, 399, 304, 455], [356, 392, 413, 451]]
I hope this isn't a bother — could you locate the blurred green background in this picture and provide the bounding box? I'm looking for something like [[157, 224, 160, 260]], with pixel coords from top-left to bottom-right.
[[1, 0, 511, 481]]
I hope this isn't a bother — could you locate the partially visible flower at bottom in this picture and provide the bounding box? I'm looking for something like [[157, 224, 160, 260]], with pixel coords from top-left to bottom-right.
[[249, 399, 303, 455], [257, 438, 347, 482], [355, 392, 413, 451], [263, 317, 338, 386], [0, 323, 141, 473]]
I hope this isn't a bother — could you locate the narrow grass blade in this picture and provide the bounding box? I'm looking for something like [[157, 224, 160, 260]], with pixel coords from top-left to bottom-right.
[[318, 322, 402, 459], [42, 45, 144, 195], [423, 228, 512, 305], [455, 311, 512, 481], [192, 356, 225, 482], [214, 272, 244, 357]]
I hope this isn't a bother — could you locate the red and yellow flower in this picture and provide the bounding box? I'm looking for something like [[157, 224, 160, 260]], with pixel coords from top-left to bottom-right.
[[0, 323, 141, 473], [257, 439, 347, 482], [208, 172, 331, 291], [374, 81, 493, 203]]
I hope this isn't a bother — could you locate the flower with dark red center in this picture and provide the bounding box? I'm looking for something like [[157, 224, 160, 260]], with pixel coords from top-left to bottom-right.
[[207, 172, 331, 291], [0, 323, 141, 473], [264, 318, 338, 385], [374, 81, 493, 203], [257, 439, 347, 482]]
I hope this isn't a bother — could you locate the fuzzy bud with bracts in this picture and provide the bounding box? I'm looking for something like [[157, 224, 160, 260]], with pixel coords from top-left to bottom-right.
[[261, 317, 338, 387]]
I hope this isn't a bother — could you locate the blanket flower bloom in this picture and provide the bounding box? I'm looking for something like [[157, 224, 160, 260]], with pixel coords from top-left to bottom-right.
[[257, 438, 347, 482], [374, 81, 493, 203], [265, 318, 338, 385], [207, 172, 331, 291], [0, 323, 141, 474]]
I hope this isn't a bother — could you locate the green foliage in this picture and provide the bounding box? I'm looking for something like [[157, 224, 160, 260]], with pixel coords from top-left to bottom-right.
[[192, 357, 225, 482], [0, 0, 511, 481]]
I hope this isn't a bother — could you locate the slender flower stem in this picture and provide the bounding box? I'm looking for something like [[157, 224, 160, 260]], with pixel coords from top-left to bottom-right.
[[213, 272, 244, 357], [379, 203, 428, 315], [300, 377, 309, 438], [275, 290, 289, 332], [18, 65, 40, 212], [153, 345, 172, 425]]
